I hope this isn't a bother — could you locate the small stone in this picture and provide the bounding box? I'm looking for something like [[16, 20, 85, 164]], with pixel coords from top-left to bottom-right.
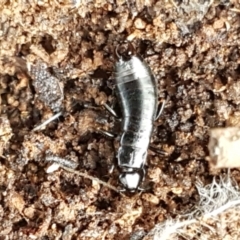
[[134, 18, 146, 29], [171, 187, 183, 195], [213, 18, 225, 30], [142, 193, 159, 205]]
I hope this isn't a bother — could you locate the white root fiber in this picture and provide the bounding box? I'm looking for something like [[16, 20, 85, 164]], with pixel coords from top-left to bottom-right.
[[145, 172, 240, 240]]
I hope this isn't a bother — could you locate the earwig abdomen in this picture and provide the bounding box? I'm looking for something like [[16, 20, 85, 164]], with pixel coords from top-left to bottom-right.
[[115, 53, 158, 191]]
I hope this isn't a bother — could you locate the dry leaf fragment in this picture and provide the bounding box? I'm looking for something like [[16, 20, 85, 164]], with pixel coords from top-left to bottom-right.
[[208, 127, 240, 168]]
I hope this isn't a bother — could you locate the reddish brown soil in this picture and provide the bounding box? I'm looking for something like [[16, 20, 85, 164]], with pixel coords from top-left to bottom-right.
[[0, 1, 240, 239]]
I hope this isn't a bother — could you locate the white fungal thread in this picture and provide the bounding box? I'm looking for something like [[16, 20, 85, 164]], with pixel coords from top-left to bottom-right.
[[146, 172, 240, 239]]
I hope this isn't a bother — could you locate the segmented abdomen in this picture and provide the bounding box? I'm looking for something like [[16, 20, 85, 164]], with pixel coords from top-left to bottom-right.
[[115, 56, 158, 155]]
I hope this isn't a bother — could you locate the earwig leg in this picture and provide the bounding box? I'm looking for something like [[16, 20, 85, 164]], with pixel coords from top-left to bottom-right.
[[119, 188, 127, 193], [82, 102, 120, 121], [107, 78, 115, 90], [83, 102, 101, 110], [141, 168, 146, 181], [138, 184, 152, 192], [32, 112, 62, 132], [137, 186, 147, 191], [103, 103, 119, 119], [109, 164, 115, 174], [155, 99, 166, 121], [149, 145, 168, 156], [97, 129, 116, 138], [83, 101, 118, 120]]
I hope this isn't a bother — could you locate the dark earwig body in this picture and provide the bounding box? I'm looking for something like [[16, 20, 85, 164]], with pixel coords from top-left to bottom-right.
[[115, 45, 158, 191]]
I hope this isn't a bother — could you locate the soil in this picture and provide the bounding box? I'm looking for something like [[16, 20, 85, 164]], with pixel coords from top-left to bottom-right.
[[0, 0, 240, 239]]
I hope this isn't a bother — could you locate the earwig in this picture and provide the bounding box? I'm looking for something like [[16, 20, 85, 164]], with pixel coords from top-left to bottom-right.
[[114, 42, 163, 192], [36, 42, 164, 193]]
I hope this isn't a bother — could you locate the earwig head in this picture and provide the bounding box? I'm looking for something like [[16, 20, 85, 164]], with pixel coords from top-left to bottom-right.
[[115, 41, 135, 61], [119, 170, 143, 192]]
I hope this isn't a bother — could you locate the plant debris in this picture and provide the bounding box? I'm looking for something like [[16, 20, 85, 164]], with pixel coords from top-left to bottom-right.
[[208, 127, 240, 168], [27, 61, 64, 112]]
